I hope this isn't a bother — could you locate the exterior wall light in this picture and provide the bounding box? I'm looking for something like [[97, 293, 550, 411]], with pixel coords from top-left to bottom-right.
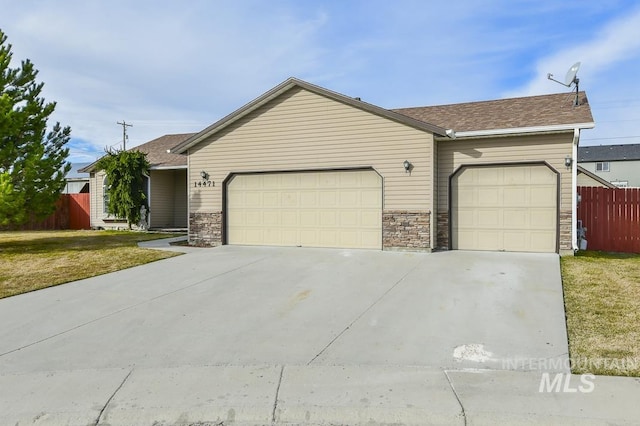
[[564, 156, 573, 168], [403, 160, 412, 173], [200, 171, 209, 180]]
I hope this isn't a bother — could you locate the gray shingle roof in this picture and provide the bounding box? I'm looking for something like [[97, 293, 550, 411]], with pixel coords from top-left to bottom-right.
[[79, 133, 194, 173], [578, 144, 640, 162], [393, 92, 594, 132], [130, 133, 194, 168]]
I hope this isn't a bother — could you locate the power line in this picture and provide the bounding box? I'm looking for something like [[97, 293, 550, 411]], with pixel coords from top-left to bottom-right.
[[116, 120, 133, 150], [581, 135, 640, 141]]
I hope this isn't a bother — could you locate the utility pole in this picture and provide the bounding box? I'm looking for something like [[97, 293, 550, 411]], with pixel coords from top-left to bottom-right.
[[117, 120, 133, 150]]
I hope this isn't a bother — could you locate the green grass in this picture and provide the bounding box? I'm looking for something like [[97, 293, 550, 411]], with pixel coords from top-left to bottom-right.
[[0, 230, 184, 299], [561, 251, 640, 376]]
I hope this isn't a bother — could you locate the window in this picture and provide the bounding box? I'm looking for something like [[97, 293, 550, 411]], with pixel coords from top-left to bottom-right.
[[596, 162, 610, 172], [102, 176, 110, 214]]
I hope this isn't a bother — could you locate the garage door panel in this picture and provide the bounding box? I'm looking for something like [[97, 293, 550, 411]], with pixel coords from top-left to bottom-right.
[[503, 188, 527, 205], [282, 192, 298, 207], [503, 232, 528, 251], [477, 188, 499, 205], [300, 211, 318, 226], [530, 232, 556, 251], [361, 211, 381, 227], [339, 211, 359, 227], [319, 191, 337, 206], [228, 170, 382, 249], [531, 167, 557, 183], [263, 211, 280, 226], [361, 189, 381, 207], [477, 209, 500, 227], [530, 210, 557, 228], [478, 168, 500, 184], [503, 210, 528, 228], [503, 167, 526, 184], [476, 231, 500, 250], [531, 187, 556, 204], [361, 231, 381, 248], [452, 165, 557, 253], [339, 191, 359, 207], [457, 209, 475, 227], [340, 172, 359, 186], [300, 192, 317, 207]]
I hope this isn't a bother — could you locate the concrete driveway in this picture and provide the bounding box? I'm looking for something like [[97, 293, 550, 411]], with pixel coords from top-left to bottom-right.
[[0, 245, 574, 424]]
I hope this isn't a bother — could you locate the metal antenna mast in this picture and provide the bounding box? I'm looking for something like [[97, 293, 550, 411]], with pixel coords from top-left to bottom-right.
[[116, 120, 133, 150]]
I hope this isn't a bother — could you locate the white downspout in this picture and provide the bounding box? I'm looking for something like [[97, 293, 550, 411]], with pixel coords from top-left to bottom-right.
[[571, 128, 580, 252]]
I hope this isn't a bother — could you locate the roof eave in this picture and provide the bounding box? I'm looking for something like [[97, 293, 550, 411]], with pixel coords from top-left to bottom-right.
[[577, 165, 616, 188], [438, 122, 595, 140], [78, 162, 99, 173], [172, 78, 449, 154], [149, 165, 188, 170]]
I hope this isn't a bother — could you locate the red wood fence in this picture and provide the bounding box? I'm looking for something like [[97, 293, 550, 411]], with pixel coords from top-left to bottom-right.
[[68, 193, 91, 229], [4, 193, 90, 231], [577, 186, 640, 253]]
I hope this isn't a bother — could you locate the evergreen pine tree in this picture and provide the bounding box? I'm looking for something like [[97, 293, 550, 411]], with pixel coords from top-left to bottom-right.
[[0, 28, 71, 226]]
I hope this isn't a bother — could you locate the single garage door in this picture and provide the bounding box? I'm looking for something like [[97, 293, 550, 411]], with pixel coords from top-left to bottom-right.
[[451, 164, 558, 252], [227, 170, 382, 249]]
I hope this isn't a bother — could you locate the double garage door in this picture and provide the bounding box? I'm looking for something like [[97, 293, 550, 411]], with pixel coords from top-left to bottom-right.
[[227, 170, 382, 249], [451, 164, 558, 253]]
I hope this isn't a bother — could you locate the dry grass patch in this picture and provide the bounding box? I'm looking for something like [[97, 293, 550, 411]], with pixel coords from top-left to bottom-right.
[[0, 230, 184, 299], [561, 251, 640, 377]]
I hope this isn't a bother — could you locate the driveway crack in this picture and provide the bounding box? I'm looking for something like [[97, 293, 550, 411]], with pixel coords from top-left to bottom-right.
[[307, 260, 422, 365], [444, 370, 467, 426], [95, 368, 133, 426], [272, 365, 285, 424]]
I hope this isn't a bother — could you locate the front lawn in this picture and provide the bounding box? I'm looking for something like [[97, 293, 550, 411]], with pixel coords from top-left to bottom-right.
[[0, 230, 184, 299], [561, 251, 640, 376]]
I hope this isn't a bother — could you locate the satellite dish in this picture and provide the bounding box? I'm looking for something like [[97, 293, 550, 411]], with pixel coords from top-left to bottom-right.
[[547, 62, 582, 106], [564, 62, 581, 86]]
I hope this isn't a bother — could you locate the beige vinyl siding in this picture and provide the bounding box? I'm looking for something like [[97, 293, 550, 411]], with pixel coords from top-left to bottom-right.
[[577, 171, 607, 187], [189, 87, 434, 213], [437, 132, 573, 213], [149, 170, 173, 228], [149, 169, 188, 228], [86, 170, 126, 229], [173, 170, 187, 226]]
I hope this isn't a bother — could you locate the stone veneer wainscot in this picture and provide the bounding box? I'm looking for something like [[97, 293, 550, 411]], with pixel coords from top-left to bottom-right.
[[189, 212, 222, 246], [383, 210, 430, 251]]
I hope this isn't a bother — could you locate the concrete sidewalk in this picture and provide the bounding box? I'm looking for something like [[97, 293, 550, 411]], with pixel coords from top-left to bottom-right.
[[1, 365, 639, 425]]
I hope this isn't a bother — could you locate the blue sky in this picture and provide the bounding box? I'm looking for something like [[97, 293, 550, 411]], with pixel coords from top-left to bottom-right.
[[2, 0, 640, 162]]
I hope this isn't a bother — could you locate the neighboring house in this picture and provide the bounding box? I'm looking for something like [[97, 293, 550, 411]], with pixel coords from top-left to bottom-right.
[[577, 165, 616, 188], [171, 77, 594, 254], [81, 133, 195, 230], [578, 143, 640, 187], [63, 162, 90, 194]]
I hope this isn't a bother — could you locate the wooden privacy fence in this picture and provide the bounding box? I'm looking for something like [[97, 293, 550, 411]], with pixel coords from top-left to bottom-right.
[[5, 193, 90, 231], [577, 186, 640, 253]]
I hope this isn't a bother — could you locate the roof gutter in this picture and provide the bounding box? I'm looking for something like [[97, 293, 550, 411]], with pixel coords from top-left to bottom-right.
[[444, 122, 595, 139], [571, 127, 580, 253]]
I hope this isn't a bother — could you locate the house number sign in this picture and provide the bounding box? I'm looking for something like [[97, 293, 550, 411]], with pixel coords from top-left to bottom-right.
[[194, 179, 215, 188]]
